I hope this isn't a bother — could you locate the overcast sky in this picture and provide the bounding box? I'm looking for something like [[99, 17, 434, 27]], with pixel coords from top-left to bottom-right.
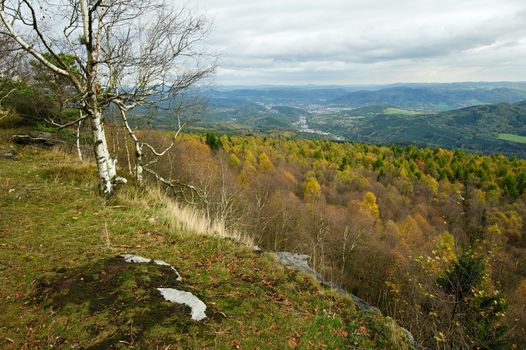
[[192, 0, 526, 85]]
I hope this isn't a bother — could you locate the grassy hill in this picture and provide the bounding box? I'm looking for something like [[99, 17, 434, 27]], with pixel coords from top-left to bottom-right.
[[0, 136, 414, 349]]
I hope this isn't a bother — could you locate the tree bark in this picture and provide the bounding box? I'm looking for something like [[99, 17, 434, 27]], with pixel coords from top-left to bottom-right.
[[90, 108, 117, 196]]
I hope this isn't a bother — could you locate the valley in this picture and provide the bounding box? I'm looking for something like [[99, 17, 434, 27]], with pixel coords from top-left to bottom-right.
[[148, 83, 526, 158]]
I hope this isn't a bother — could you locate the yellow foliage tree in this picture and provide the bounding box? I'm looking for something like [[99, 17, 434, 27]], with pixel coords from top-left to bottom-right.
[[282, 171, 298, 186], [258, 152, 274, 171], [245, 150, 257, 164], [304, 177, 321, 201], [239, 160, 256, 186], [421, 174, 439, 196], [229, 154, 241, 168], [363, 191, 380, 218], [433, 231, 456, 265]]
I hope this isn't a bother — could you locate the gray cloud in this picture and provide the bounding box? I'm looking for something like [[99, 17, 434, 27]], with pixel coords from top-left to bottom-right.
[[194, 0, 526, 84]]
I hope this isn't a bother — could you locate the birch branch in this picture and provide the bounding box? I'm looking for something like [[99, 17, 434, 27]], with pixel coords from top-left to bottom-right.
[[142, 165, 206, 200], [76, 118, 83, 161], [0, 87, 16, 107], [143, 141, 174, 157], [45, 114, 89, 130], [0, 3, 83, 91]]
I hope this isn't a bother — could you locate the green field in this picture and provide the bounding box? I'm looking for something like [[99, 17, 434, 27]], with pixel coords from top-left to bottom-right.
[[384, 107, 421, 116], [498, 133, 526, 144]]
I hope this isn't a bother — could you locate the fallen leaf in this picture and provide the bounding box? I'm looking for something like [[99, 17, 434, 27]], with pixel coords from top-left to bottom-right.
[[335, 328, 348, 338], [288, 335, 300, 348], [357, 325, 369, 335]]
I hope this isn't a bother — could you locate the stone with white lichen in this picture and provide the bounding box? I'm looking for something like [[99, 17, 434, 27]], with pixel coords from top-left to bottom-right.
[[157, 288, 207, 321], [120, 254, 182, 281]]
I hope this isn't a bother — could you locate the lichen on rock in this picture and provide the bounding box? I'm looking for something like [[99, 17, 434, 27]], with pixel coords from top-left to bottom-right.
[[120, 254, 182, 281], [157, 288, 207, 321]]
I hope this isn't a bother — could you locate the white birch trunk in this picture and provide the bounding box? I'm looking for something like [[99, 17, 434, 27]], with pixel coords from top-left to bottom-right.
[[76, 119, 83, 162], [132, 139, 144, 186], [124, 134, 133, 176], [90, 109, 116, 196], [135, 153, 144, 186]]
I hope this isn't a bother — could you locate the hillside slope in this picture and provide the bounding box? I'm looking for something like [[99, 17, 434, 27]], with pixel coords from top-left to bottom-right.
[[0, 141, 415, 349], [309, 101, 526, 157]]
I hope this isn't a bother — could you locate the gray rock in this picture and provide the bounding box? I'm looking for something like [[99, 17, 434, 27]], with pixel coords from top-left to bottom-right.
[[157, 288, 207, 321], [29, 131, 54, 139], [252, 245, 263, 253], [0, 150, 14, 159], [273, 251, 417, 349], [400, 327, 418, 349], [11, 190, 29, 200], [273, 252, 382, 314], [113, 176, 128, 185], [272, 252, 323, 281], [11, 134, 55, 147]]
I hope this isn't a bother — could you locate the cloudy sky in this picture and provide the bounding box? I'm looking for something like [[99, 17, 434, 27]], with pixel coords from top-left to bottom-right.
[[193, 0, 526, 85]]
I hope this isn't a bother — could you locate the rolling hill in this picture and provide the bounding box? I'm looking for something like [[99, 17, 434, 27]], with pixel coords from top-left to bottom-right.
[[309, 101, 526, 157]]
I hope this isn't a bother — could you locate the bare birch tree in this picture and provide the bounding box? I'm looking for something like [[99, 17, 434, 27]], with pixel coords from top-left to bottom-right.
[[0, 0, 215, 196]]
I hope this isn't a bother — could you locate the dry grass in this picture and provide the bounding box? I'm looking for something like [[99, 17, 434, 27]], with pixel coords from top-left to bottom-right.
[[37, 148, 97, 185], [123, 187, 254, 247], [161, 197, 254, 246]]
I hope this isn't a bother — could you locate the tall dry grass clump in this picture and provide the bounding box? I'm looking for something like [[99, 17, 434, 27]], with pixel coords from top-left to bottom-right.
[[161, 198, 254, 246], [124, 187, 254, 247]]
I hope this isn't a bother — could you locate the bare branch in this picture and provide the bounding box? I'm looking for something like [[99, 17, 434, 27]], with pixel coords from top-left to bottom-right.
[[143, 141, 174, 157], [143, 165, 206, 200], [45, 113, 89, 130], [0, 87, 16, 107]]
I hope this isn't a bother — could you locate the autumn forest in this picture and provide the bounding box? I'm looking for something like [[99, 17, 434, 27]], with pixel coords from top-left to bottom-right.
[[125, 129, 526, 349]]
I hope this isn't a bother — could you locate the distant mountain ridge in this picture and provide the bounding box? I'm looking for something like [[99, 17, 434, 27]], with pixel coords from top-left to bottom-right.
[[207, 87, 350, 104], [203, 82, 526, 112], [332, 87, 526, 111]]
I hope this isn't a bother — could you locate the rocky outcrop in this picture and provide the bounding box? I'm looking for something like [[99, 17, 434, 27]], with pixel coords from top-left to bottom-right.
[[272, 252, 381, 314], [11, 134, 55, 147], [272, 251, 417, 349], [272, 252, 323, 281]]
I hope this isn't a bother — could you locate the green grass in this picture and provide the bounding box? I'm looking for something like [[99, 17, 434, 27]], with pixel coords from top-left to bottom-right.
[[383, 108, 421, 116], [0, 137, 414, 349], [498, 133, 526, 144]]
